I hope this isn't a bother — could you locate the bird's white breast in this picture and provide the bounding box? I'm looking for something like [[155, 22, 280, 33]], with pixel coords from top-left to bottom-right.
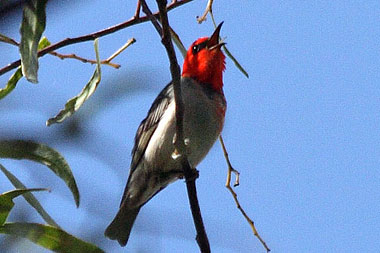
[[144, 77, 225, 172]]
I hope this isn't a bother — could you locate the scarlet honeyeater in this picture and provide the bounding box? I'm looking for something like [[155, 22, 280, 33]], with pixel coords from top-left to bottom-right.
[[105, 23, 226, 246]]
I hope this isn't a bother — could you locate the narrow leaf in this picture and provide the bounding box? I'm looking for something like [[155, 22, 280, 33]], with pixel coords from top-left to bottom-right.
[[0, 164, 59, 227], [0, 188, 47, 226], [46, 39, 101, 126], [169, 28, 186, 58], [0, 223, 104, 253], [19, 0, 48, 83], [0, 67, 22, 100], [209, 13, 249, 78], [0, 36, 51, 100], [0, 140, 80, 207], [223, 44, 249, 78]]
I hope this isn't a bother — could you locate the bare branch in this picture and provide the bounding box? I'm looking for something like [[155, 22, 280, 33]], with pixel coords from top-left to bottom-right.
[[1, 36, 136, 69], [134, 0, 141, 18], [104, 38, 136, 63], [49, 52, 120, 69], [140, 0, 163, 35], [197, 0, 213, 24], [0, 34, 19, 46], [142, 0, 211, 252], [220, 135, 270, 252], [0, 0, 193, 76], [219, 135, 240, 186]]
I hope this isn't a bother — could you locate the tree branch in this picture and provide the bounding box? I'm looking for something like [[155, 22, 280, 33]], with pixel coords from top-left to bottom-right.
[[0, 0, 193, 77], [141, 0, 211, 252], [220, 135, 271, 252], [197, 0, 213, 23]]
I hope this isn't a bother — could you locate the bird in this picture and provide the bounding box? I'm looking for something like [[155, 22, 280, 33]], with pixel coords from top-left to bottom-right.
[[105, 22, 227, 246]]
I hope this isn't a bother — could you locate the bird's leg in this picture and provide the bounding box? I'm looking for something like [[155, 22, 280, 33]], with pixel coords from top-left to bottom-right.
[[184, 168, 199, 182]]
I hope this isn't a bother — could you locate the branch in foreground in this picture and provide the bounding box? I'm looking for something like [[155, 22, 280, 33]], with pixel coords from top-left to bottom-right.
[[49, 52, 120, 69], [142, 0, 211, 252], [0, 0, 193, 76], [0, 34, 132, 69], [219, 135, 271, 252]]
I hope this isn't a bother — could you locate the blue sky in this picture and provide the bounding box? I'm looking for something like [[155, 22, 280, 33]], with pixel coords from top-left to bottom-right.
[[1, 1, 379, 252]]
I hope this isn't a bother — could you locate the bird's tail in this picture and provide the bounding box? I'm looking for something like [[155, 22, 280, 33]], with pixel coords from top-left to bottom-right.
[[104, 205, 141, 246]]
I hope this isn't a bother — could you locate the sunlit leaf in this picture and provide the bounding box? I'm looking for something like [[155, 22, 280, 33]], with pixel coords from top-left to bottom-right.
[[0, 223, 104, 253], [46, 39, 101, 126], [19, 0, 48, 83], [38, 36, 51, 50], [0, 164, 59, 227], [0, 188, 47, 226], [0, 140, 80, 207], [0, 67, 22, 100]]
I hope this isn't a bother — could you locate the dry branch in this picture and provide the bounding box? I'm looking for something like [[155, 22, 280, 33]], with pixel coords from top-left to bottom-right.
[[219, 135, 270, 252], [0, 0, 193, 76], [141, 0, 211, 252]]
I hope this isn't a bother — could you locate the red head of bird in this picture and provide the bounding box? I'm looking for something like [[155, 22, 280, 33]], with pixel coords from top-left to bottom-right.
[[182, 22, 226, 93]]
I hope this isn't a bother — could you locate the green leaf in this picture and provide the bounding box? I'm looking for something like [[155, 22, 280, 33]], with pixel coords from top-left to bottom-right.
[[0, 67, 22, 100], [46, 39, 102, 126], [0, 223, 105, 253], [0, 164, 59, 227], [0, 36, 52, 100], [0, 140, 80, 207], [0, 188, 47, 226], [19, 0, 48, 83], [38, 36, 51, 50]]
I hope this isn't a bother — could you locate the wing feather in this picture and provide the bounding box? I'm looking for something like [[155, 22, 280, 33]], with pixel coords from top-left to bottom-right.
[[130, 82, 174, 174]]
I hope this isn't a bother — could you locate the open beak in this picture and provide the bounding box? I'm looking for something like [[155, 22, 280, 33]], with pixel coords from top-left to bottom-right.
[[207, 22, 226, 50]]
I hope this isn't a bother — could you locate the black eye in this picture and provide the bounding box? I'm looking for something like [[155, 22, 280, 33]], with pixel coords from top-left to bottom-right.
[[192, 45, 201, 54], [192, 41, 208, 55]]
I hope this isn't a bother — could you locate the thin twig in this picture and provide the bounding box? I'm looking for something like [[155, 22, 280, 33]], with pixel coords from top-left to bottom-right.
[[197, 0, 213, 24], [0, 34, 19, 46], [134, 0, 141, 18], [0, 35, 134, 69], [49, 51, 120, 68], [219, 135, 240, 187], [140, 0, 163, 35], [219, 135, 270, 252], [105, 38, 136, 63], [0, 0, 193, 76], [0, 35, 117, 68], [143, 0, 211, 252]]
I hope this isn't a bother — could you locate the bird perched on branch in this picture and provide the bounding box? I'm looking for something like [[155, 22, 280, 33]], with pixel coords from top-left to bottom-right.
[[105, 22, 227, 246]]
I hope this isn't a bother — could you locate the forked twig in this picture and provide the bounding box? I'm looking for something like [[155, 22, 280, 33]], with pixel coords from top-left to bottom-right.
[[197, 0, 213, 23], [1, 35, 135, 69], [219, 135, 270, 252], [0, 0, 194, 76], [49, 52, 120, 68], [219, 135, 240, 187]]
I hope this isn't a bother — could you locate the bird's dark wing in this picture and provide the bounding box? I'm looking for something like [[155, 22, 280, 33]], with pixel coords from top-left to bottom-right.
[[130, 82, 174, 177]]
